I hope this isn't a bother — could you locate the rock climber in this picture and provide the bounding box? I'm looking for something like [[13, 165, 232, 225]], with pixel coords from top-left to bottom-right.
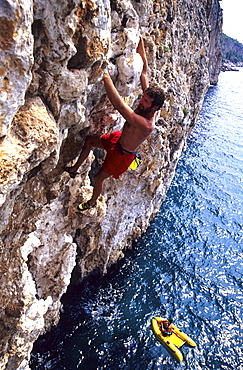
[[64, 37, 165, 211]]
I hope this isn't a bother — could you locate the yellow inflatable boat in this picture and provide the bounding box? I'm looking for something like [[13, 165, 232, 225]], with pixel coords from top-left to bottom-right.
[[151, 317, 196, 362]]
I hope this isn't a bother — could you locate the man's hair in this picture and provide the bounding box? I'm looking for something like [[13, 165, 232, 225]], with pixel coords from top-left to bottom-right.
[[145, 84, 165, 109]]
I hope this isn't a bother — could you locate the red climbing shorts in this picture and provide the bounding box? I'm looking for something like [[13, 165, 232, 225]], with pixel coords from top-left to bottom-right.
[[100, 131, 135, 179]]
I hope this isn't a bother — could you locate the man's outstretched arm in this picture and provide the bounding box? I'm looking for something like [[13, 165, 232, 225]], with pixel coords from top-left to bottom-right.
[[103, 72, 150, 130], [136, 37, 149, 92]]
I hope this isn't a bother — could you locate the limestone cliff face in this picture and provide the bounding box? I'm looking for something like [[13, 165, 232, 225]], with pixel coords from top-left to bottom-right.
[[208, 0, 223, 84], [0, 0, 222, 368]]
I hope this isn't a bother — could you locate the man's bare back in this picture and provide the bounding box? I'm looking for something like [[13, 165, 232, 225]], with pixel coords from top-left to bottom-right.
[[106, 83, 158, 152], [120, 118, 155, 152]]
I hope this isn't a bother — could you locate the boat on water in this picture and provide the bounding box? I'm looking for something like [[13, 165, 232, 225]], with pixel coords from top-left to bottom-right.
[[151, 317, 197, 362]]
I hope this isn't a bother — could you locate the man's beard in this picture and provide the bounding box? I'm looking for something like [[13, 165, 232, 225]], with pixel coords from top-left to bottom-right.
[[135, 103, 153, 116]]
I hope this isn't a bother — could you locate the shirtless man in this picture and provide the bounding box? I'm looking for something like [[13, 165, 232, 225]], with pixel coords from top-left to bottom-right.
[[157, 318, 173, 336], [64, 37, 165, 211]]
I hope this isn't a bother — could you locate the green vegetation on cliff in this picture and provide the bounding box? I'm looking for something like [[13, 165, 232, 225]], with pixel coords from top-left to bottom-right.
[[221, 33, 243, 63]]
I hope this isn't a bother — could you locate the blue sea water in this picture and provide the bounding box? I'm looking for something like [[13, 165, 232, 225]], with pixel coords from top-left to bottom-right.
[[30, 69, 243, 370]]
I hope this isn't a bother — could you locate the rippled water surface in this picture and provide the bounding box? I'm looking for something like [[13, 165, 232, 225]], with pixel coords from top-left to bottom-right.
[[30, 69, 243, 369]]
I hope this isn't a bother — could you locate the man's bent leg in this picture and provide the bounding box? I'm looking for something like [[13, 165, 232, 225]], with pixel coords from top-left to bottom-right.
[[66, 135, 104, 173], [89, 169, 111, 206], [77, 169, 110, 211]]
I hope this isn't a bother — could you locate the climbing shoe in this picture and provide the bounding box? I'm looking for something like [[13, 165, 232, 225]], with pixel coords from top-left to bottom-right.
[[64, 166, 79, 179], [77, 201, 96, 212]]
